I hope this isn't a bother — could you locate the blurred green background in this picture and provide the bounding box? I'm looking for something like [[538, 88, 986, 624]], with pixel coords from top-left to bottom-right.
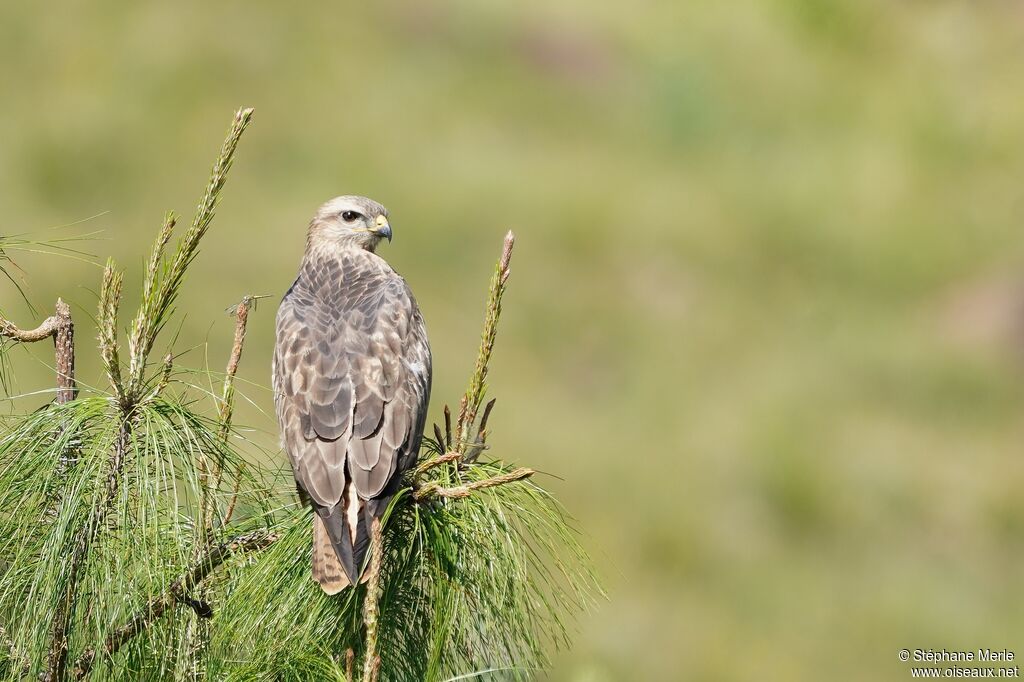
[[3, 1, 1024, 679]]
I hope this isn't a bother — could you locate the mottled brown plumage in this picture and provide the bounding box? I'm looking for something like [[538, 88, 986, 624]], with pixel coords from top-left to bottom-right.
[[273, 196, 431, 593]]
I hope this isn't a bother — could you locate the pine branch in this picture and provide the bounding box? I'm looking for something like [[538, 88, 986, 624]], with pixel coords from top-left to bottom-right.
[[456, 231, 514, 452], [413, 467, 534, 501], [40, 108, 255, 682], [124, 213, 175, 395], [42, 262, 131, 679], [204, 296, 259, 549], [43, 422, 133, 681], [413, 451, 460, 479], [70, 530, 279, 680], [0, 119, 596, 681], [218, 295, 260, 442], [124, 108, 254, 401], [98, 260, 125, 403]]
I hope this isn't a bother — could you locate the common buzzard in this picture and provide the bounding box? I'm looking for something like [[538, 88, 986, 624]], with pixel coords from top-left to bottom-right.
[[273, 196, 432, 593]]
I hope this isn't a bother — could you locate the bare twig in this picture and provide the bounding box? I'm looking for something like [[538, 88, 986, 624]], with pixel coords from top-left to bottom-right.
[[70, 530, 278, 680], [0, 298, 78, 489], [0, 298, 76, 403], [220, 477, 244, 530], [413, 467, 534, 502], [0, 309, 64, 342]]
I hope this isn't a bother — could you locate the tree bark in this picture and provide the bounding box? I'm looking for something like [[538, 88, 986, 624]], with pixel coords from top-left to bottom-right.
[[0, 298, 77, 403]]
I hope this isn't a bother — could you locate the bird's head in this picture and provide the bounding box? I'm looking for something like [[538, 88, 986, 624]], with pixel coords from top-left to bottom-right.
[[308, 195, 392, 252]]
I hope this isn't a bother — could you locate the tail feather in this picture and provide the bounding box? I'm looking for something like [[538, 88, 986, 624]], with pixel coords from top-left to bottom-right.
[[312, 514, 349, 595], [314, 481, 376, 591]]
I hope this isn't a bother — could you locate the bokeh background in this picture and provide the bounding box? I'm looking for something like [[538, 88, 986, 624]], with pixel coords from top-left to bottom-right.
[[3, 2, 1024, 680]]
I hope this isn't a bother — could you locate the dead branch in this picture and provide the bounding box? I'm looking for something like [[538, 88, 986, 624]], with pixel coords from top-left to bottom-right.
[[0, 298, 76, 403], [70, 530, 278, 680], [0, 308, 64, 342]]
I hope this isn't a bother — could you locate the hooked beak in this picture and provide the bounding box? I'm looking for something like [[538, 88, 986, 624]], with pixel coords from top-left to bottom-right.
[[375, 214, 392, 242]]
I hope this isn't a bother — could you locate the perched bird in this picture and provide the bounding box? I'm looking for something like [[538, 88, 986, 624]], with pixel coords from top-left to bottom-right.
[[273, 196, 432, 594]]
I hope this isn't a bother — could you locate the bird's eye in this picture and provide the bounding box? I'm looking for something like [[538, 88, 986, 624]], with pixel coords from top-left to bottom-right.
[[341, 211, 359, 222]]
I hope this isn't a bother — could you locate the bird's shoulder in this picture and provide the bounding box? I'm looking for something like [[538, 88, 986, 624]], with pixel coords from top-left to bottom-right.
[[281, 248, 400, 304], [276, 247, 421, 339]]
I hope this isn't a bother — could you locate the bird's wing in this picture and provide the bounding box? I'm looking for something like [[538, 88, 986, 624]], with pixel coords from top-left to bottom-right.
[[274, 251, 431, 509]]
